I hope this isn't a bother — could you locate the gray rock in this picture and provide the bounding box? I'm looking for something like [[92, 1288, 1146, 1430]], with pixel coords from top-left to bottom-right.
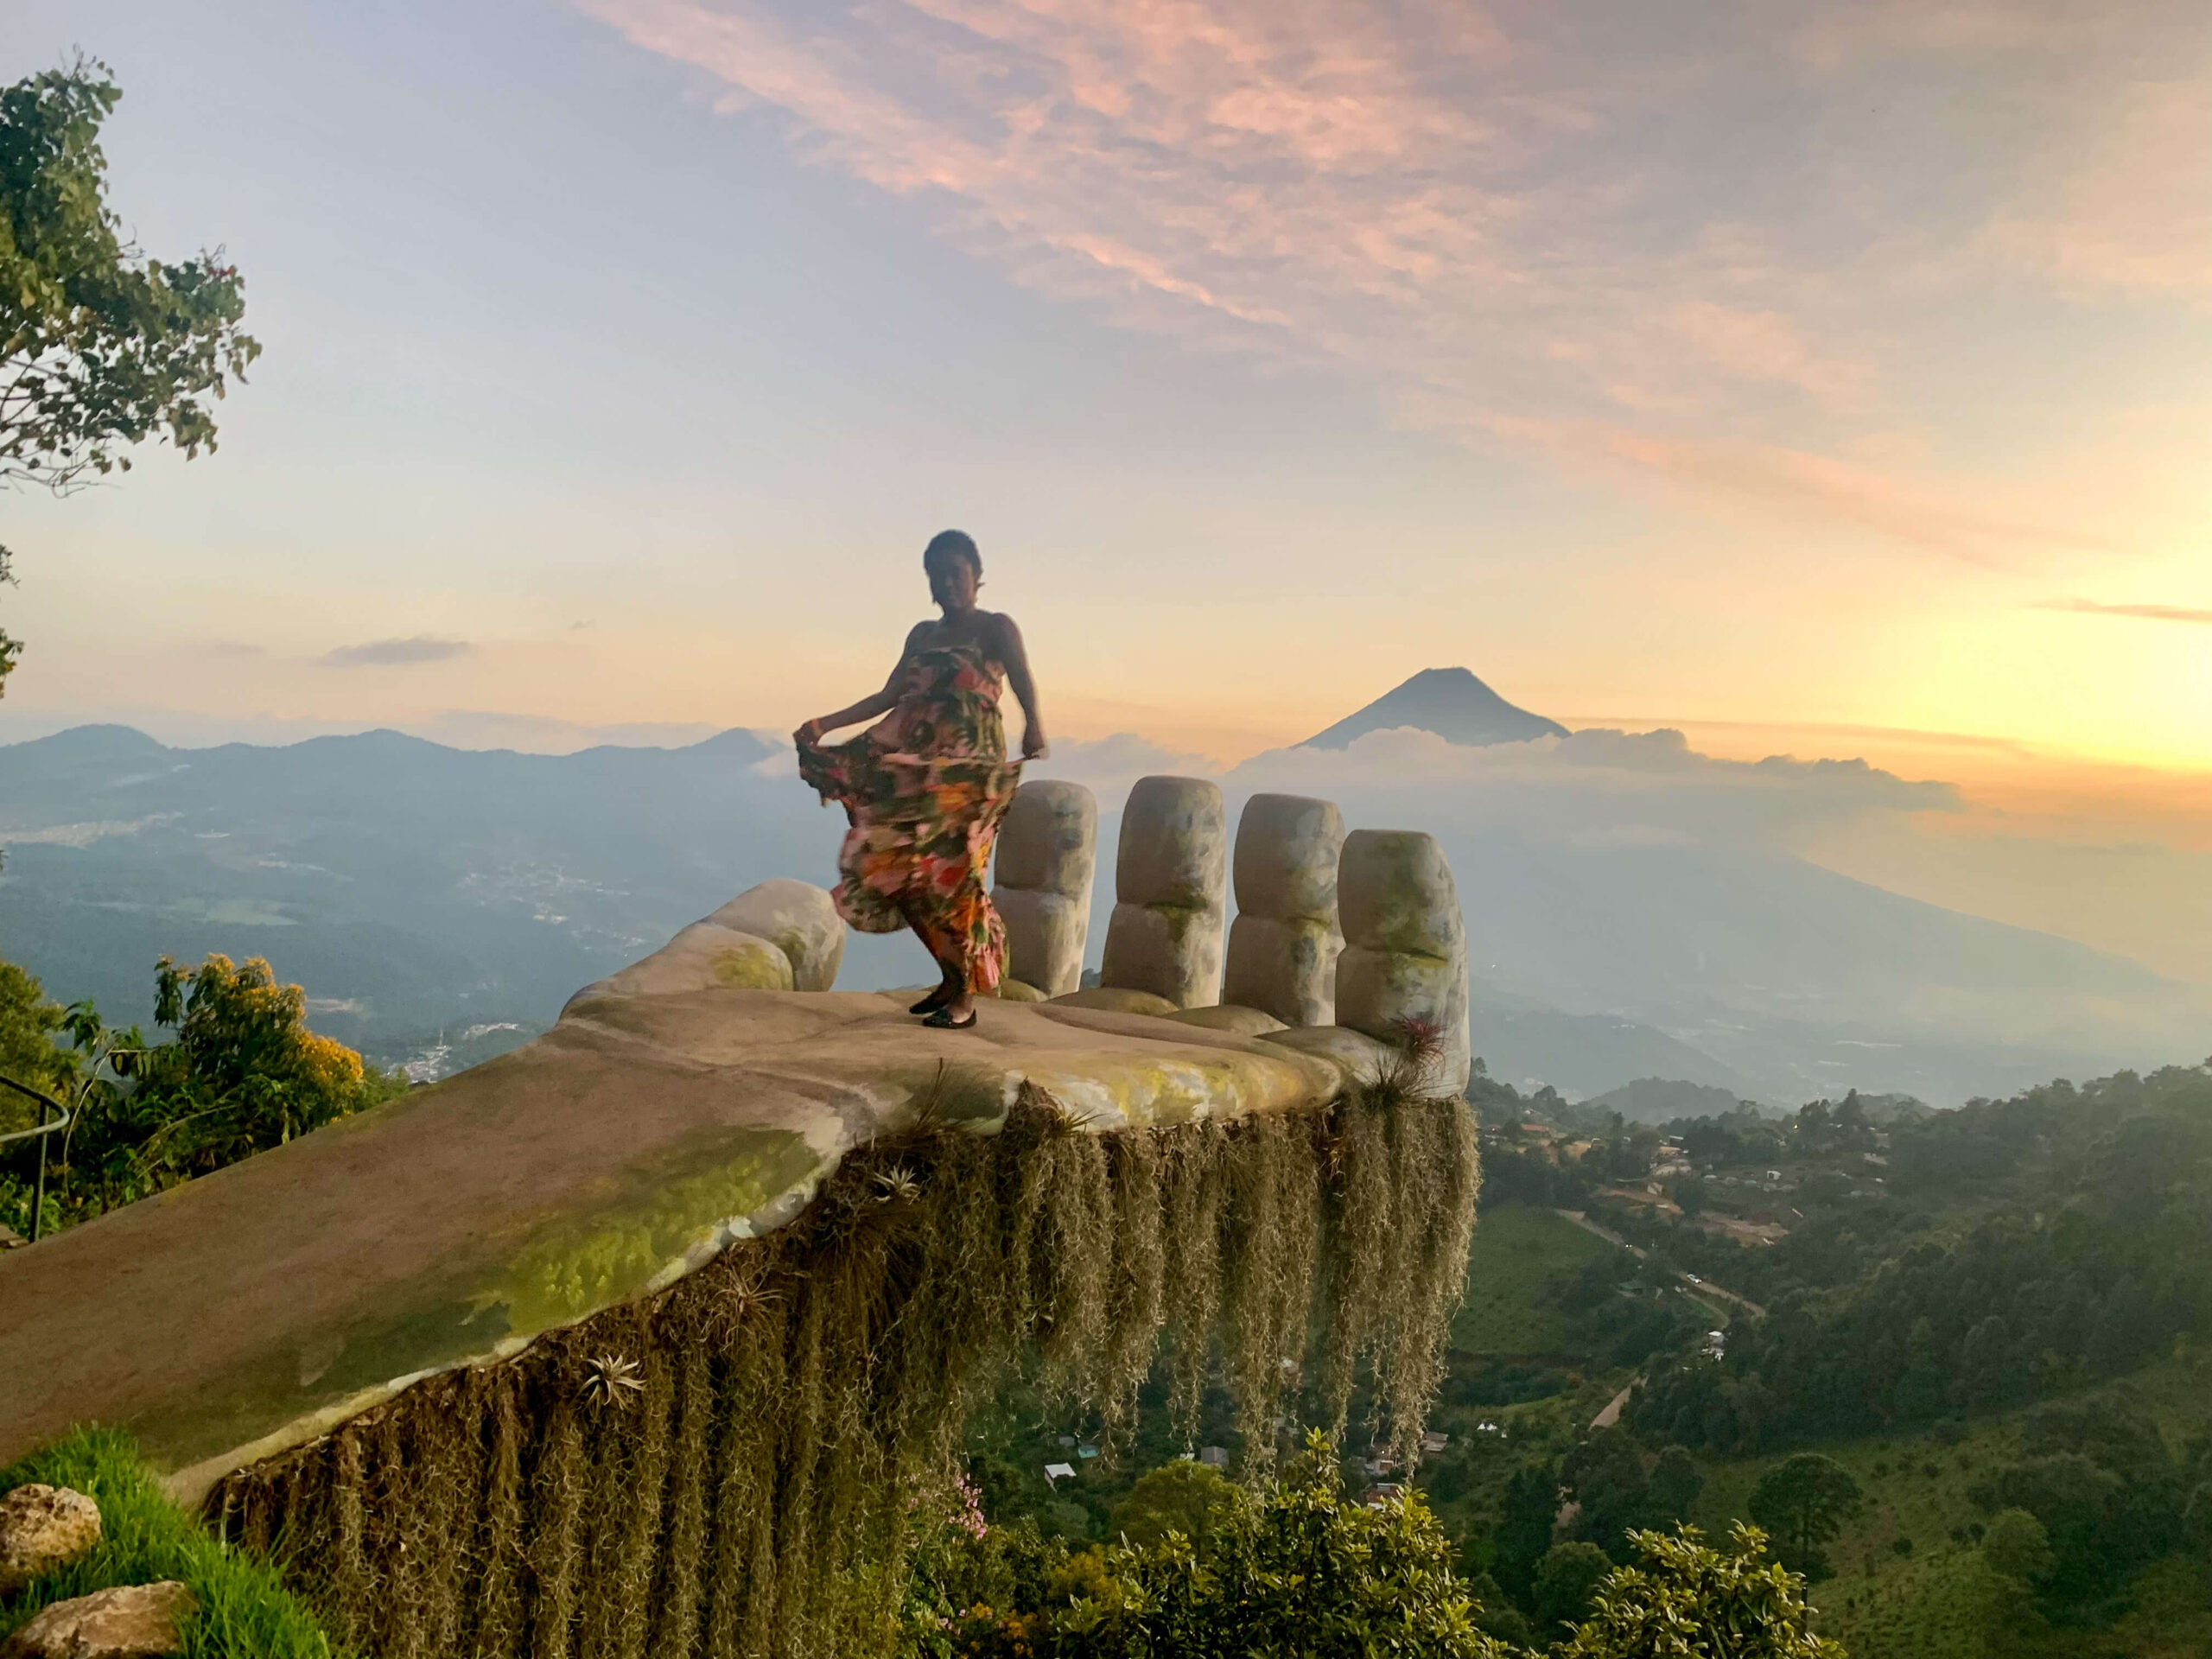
[[1224, 914, 1339, 1029], [0, 1484, 101, 1599], [1100, 777, 1225, 1007], [1110, 777, 1225, 911], [1230, 793, 1344, 921], [0, 1581, 194, 1658], [703, 879, 844, 991], [562, 922, 795, 1014], [995, 890, 1090, 1000], [1333, 830, 1470, 1093], [993, 779, 1097, 896], [1044, 986, 1179, 1019], [1222, 793, 1344, 1027], [1255, 1024, 1402, 1089], [991, 782, 1097, 998], [1164, 1005, 1288, 1038], [1100, 902, 1224, 1010], [559, 880, 848, 1016], [1338, 830, 1461, 959]]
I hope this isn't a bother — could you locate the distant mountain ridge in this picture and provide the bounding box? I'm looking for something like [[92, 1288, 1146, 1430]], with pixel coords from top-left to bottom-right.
[[3, 721, 2199, 1105], [1582, 1077, 1758, 1123], [1301, 667, 1568, 749]]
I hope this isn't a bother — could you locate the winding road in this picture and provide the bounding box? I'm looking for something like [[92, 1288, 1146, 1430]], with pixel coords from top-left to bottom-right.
[[1554, 1209, 1768, 1319]]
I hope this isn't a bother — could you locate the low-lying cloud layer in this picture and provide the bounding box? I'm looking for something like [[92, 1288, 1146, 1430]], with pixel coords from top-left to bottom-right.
[[1032, 721, 2212, 1022], [1038, 724, 1959, 855]]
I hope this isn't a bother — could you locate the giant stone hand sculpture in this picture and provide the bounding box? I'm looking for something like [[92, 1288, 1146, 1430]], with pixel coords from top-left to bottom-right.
[[1099, 775, 1227, 1009], [1332, 829, 1471, 1094], [1222, 792, 1344, 1027], [991, 779, 1097, 998]]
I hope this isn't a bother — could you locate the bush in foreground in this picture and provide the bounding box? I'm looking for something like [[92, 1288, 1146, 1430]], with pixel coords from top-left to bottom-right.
[[904, 1432, 1842, 1658], [1, 951, 404, 1236]]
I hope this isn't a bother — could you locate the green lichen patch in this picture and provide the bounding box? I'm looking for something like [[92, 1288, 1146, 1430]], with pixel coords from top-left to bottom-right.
[[712, 942, 795, 991], [491, 1128, 821, 1337]]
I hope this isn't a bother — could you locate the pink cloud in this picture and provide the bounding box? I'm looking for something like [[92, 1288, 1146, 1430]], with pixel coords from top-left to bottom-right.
[[1591, 433, 2118, 568], [1986, 70, 2212, 305], [2035, 598, 2212, 625], [574, 0, 2192, 569]]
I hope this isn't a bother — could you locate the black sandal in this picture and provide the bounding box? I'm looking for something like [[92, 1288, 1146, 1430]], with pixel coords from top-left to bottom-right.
[[909, 988, 953, 1015], [921, 1006, 977, 1030]]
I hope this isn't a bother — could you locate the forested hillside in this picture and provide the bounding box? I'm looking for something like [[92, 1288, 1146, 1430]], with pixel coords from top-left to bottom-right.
[[953, 1060, 2212, 1655], [1459, 1060, 2212, 1655]]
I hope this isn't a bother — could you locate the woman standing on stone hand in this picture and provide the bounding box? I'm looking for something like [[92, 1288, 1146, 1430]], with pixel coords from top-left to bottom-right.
[[794, 530, 1047, 1029]]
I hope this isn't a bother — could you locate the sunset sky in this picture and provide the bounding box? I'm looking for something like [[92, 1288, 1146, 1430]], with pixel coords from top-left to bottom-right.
[[3, 6, 2208, 856]]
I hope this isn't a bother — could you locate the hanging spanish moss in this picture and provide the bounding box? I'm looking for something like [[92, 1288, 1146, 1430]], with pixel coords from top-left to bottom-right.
[[207, 1074, 1478, 1659]]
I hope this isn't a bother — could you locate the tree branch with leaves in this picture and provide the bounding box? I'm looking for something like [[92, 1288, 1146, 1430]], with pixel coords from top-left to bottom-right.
[[0, 54, 259, 696]]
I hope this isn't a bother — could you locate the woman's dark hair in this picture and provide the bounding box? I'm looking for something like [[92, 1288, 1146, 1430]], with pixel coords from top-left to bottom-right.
[[923, 529, 982, 577]]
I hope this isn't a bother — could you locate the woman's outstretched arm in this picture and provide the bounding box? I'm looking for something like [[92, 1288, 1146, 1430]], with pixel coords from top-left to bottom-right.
[[995, 613, 1049, 760], [796, 625, 924, 746]]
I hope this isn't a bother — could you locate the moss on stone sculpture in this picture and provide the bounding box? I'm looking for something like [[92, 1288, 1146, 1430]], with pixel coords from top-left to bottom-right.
[[712, 941, 798, 991], [493, 1128, 821, 1334], [206, 1075, 1478, 1659]]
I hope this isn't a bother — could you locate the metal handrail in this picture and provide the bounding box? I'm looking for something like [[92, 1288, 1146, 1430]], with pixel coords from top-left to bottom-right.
[[0, 1073, 71, 1243]]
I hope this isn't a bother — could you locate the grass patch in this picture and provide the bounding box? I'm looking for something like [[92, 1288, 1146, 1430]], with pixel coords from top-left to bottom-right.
[[0, 1427, 343, 1657], [1451, 1203, 1611, 1357]]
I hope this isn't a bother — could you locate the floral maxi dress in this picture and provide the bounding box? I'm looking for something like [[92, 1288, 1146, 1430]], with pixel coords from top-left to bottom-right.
[[797, 638, 1020, 992]]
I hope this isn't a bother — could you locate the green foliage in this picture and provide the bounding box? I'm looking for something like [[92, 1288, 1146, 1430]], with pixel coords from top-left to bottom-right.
[[0, 1428, 344, 1657], [1984, 1392, 2196, 1620], [0, 55, 258, 694], [912, 1432, 1507, 1658], [0, 952, 403, 1234], [1, 58, 258, 490], [135, 953, 396, 1165], [0, 544, 17, 696], [1557, 1430, 1708, 1565], [1108, 1459, 1241, 1554], [1084, 1433, 1499, 1658], [1452, 1203, 1614, 1357], [913, 1462, 1837, 1659], [1980, 1510, 2053, 1584], [1554, 1524, 1843, 1659], [0, 955, 71, 1122], [1633, 1063, 2212, 1455], [1494, 1458, 1567, 1603], [1749, 1456, 1862, 1578], [1534, 1541, 1615, 1635]]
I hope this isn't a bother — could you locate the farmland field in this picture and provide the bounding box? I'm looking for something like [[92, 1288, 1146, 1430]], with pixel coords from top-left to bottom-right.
[[1453, 1201, 1614, 1356]]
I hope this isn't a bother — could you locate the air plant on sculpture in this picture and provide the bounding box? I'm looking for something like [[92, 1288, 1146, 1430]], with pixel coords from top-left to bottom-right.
[[874, 1165, 922, 1204], [579, 1353, 645, 1410]]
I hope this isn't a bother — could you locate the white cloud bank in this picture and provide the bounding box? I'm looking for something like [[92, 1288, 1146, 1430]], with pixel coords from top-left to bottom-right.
[[1038, 723, 1960, 855]]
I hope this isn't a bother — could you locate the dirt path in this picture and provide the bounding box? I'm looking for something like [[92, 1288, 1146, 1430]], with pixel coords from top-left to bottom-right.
[[1591, 1380, 1638, 1428]]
